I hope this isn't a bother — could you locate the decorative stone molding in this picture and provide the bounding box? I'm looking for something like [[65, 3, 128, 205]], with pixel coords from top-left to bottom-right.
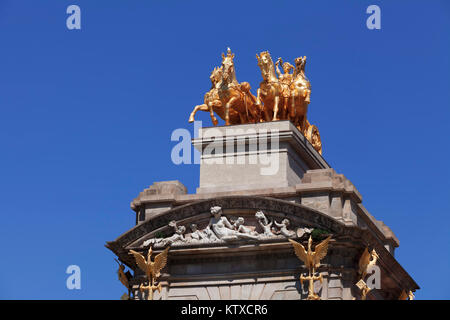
[[106, 195, 418, 296], [139, 207, 313, 248]]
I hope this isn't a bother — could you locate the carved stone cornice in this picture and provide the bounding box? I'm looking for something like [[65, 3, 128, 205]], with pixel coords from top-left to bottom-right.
[[107, 195, 418, 292]]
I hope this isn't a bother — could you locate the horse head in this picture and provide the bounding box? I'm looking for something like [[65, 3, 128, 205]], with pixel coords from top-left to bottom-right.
[[256, 51, 276, 82], [210, 66, 223, 87], [294, 56, 307, 77], [221, 48, 236, 84], [293, 56, 310, 90]]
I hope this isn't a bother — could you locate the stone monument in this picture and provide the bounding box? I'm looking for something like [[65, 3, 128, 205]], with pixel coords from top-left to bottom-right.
[[106, 49, 419, 300]]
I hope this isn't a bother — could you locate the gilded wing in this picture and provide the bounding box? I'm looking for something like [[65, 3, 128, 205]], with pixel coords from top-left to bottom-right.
[[398, 290, 408, 300], [358, 247, 371, 275], [118, 270, 129, 288], [313, 236, 331, 267], [129, 250, 148, 273], [152, 246, 170, 278], [289, 239, 308, 264], [115, 259, 129, 288]]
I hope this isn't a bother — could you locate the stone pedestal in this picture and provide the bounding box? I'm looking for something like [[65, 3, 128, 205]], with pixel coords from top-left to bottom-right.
[[193, 121, 330, 193], [107, 121, 419, 300]]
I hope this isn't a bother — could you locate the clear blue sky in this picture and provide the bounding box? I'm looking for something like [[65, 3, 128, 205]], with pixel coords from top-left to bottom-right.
[[0, 0, 449, 299]]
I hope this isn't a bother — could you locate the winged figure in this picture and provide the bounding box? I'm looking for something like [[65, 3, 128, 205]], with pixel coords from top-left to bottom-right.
[[358, 247, 379, 280], [130, 246, 169, 280], [114, 258, 132, 298], [289, 235, 331, 300], [289, 235, 331, 271], [129, 246, 170, 300]]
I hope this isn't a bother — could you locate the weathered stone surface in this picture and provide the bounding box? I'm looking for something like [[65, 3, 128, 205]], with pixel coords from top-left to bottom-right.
[[107, 121, 418, 300], [193, 121, 329, 193]]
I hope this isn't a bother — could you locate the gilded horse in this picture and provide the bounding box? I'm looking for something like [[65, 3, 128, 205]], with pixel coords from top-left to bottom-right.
[[219, 48, 260, 125], [256, 51, 282, 122], [188, 66, 240, 125], [290, 56, 312, 132]]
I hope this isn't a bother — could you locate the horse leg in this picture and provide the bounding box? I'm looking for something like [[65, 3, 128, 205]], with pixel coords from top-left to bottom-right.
[[263, 105, 271, 122], [238, 112, 246, 124], [302, 115, 308, 132], [225, 96, 238, 126], [207, 102, 219, 126], [247, 98, 260, 123], [290, 93, 297, 119], [293, 114, 301, 131], [273, 95, 280, 121], [258, 89, 270, 122], [189, 104, 209, 123], [282, 97, 289, 119], [300, 116, 307, 134], [305, 89, 311, 103], [256, 88, 262, 106]]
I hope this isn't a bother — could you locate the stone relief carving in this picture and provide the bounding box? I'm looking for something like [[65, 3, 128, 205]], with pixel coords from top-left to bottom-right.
[[274, 218, 296, 238], [208, 206, 259, 241], [143, 220, 187, 247], [141, 206, 314, 248], [255, 210, 275, 237], [231, 217, 259, 236], [189, 224, 208, 241]]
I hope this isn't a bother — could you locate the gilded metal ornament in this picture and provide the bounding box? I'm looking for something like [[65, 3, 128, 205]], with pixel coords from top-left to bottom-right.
[[355, 247, 379, 300], [289, 236, 331, 300], [190, 48, 323, 155], [218, 48, 260, 125], [114, 258, 133, 299], [356, 279, 371, 300], [399, 290, 415, 300], [129, 246, 169, 300], [358, 247, 379, 280]]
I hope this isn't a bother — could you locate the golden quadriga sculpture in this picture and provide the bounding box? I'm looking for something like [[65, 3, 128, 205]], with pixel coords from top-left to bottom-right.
[[189, 48, 322, 155]]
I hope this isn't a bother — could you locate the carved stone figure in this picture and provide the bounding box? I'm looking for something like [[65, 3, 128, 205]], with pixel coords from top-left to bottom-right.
[[143, 220, 186, 247], [190, 223, 207, 241], [139, 207, 318, 248], [203, 226, 219, 241], [255, 210, 275, 237], [274, 218, 296, 238], [296, 227, 313, 238], [208, 206, 258, 241], [233, 217, 257, 236]]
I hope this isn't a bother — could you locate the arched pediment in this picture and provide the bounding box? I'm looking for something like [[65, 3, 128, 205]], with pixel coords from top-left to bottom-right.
[[106, 196, 357, 255], [106, 195, 419, 293]]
